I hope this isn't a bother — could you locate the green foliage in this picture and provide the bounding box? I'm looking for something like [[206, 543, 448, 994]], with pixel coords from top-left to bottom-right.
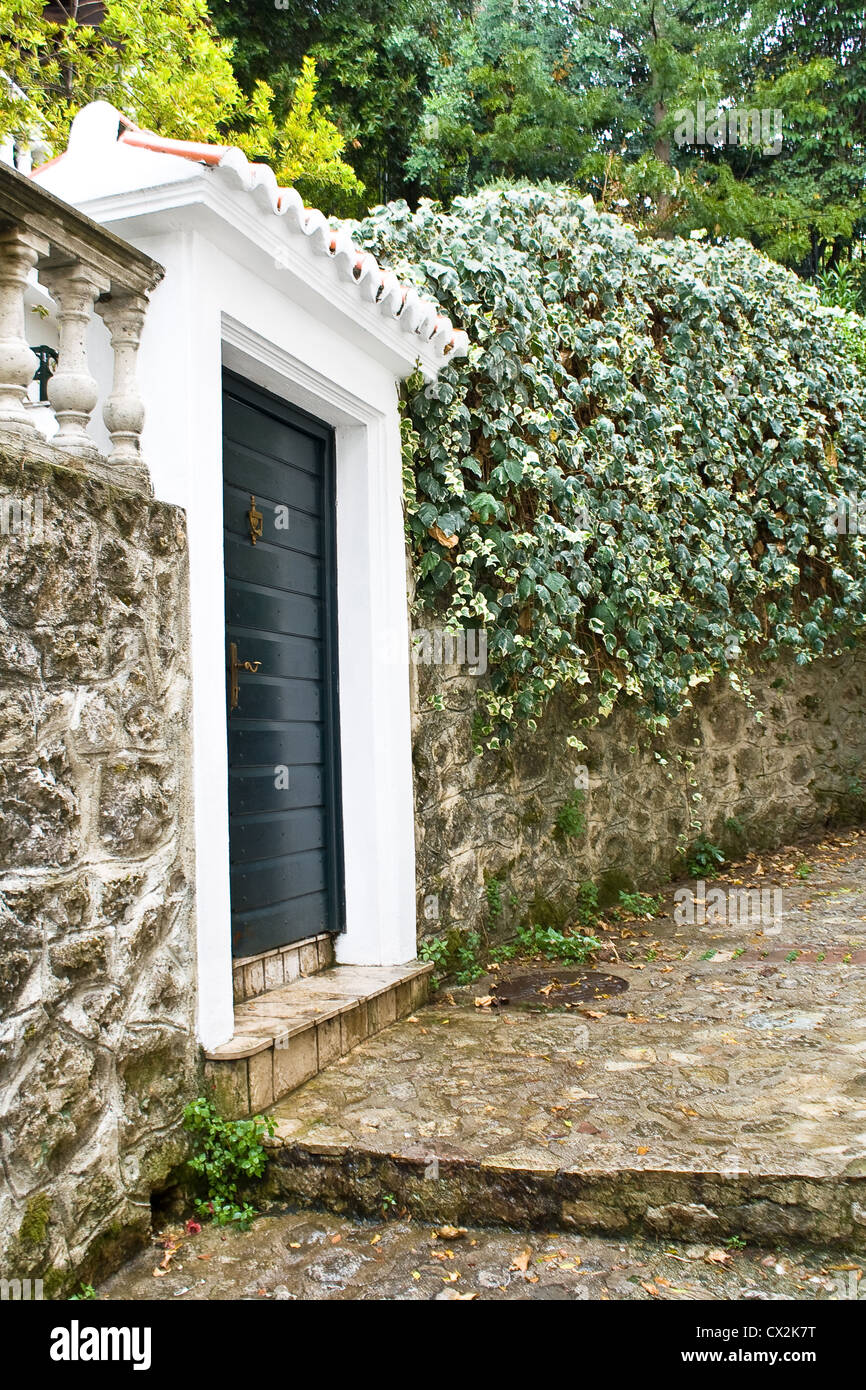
[[574, 881, 600, 927], [617, 889, 664, 917], [418, 932, 450, 989], [411, 0, 866, 286], [795, 861, 813, 879], [686, 834, 726, 878], [231, 57, 365, 214], [210, 0, 463, 209], [422, 891, 600, 980], [485, 876, 504, 917], [514, 923, 602, 964], [0, 0, 239, 149], [206, 0, 864, 278], [355, 186, 866, 746], [455, 930, 484, 984], [0, 1, 360, 212], [68, 1283, 98, 1301], [817, 263, 866, 376], [419, 928, 483, 985], [182, 1097, 275, 1229], [554, 790, 587, 839]]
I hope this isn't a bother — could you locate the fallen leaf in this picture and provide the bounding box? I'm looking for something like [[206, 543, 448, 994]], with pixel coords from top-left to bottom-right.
[[640, 1281, 660, 1296], [511, 1248, 532, 1273], [636, 1146, 649, 1155], [474, 996, 494, 1009], [429, 524, 458, 548], [152, 1268, 168, 1278], [706, 1250, 733, 1265], [331, 1234, 342, 1245], [196, 1254, 213, 1262], [437, 1225, 467, 1240]]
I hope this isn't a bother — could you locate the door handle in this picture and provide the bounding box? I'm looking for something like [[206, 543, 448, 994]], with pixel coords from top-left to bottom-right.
[[229, 641, 262, 711]]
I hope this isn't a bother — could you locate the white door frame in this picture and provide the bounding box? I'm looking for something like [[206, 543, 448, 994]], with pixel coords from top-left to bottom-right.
[[187, 316, 418, 1048]]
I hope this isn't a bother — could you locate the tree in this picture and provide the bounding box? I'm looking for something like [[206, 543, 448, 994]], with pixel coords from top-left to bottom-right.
[[407, 0, 607, 199], [0, 0, 240, 145], [409, 0, 865, 289], [0, 0, 362, 211], [209, 0, 465, 207], [232, 58, 364, 215]]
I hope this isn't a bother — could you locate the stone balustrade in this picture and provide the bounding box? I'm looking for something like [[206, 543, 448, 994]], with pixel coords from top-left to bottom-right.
[[0, 161, 163, 489]]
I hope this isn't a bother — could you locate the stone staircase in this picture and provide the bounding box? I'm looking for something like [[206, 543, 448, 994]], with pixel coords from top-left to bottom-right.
[[203, 934, 432, 1118]]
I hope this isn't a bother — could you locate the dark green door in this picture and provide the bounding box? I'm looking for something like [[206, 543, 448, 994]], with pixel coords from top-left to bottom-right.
[[222, 372, 344, 958]]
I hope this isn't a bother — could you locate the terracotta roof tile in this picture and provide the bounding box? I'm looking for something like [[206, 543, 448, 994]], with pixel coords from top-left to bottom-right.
[[37, 111, 468, 363]]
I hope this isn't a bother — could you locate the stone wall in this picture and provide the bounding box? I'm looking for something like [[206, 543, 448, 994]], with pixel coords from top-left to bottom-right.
[[411, 639, 866, 943], [0, 443, 196, 1293]]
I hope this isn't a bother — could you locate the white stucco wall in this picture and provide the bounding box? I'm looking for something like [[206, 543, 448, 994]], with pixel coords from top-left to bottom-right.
[[34, 110, 452, 1049]]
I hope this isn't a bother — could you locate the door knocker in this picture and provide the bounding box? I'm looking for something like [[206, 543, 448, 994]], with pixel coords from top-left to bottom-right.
[[247, 495, 263, 546]]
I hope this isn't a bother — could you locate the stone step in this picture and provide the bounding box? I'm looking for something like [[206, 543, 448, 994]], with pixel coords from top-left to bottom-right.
[[204, 961, 433, 1117], [232, 932, 337, 1006], [262, 977, 866, 1250]]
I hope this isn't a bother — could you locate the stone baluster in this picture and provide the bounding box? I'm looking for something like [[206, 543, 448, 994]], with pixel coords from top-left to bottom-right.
[[95, 292, 148, 469], [40, 260, 110, 454], [0, 224, 50, 431]]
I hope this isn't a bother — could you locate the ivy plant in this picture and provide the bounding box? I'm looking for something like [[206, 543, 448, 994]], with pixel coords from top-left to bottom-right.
[[354, 185, 866, 746]]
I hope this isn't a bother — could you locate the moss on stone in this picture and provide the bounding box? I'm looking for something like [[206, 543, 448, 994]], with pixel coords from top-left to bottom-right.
[[526, 893, 573, 928], [597, 869, 635, 908], [18, 1192, 51, 1247]]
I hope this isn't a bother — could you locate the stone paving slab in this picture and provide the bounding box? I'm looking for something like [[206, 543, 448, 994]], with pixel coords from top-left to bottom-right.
[[267, 833, 866, 1246], [97, 1207, 866, 1302]]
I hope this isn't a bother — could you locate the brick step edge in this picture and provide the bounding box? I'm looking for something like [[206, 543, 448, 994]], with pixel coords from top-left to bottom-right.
[[265, 1144, 866, 1251], [203, 965, 431, 1118]]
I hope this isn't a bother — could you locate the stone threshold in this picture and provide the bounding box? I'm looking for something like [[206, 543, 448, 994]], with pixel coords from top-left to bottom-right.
[[204, 961, 433, 1118], [232, 932, 336, 1005]]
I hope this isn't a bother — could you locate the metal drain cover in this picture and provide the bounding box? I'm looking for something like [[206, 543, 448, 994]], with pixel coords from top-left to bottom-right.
[[493, 968, 628, 1009]]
